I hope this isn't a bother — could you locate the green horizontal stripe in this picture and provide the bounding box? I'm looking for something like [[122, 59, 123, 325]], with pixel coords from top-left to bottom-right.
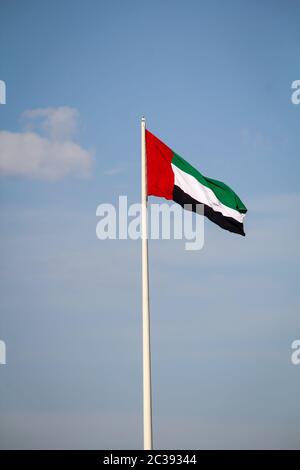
[[171, 153, 247, 213]]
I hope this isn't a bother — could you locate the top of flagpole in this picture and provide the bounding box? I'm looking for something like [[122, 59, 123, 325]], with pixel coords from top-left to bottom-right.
[[141, 116, 145, 124]]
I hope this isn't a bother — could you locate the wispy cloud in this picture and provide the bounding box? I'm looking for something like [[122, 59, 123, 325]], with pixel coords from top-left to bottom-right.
[[240, 128, 272, 153], [0, 107, 93, 180], [104, 166, 123, 176], [22, 107, 80, 141]]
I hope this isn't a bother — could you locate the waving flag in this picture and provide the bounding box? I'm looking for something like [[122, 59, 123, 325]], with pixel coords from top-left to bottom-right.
[[146, 130, 247, 236]]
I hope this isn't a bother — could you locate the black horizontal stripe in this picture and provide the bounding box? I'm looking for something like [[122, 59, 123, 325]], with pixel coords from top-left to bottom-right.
[[173, 185, 245, 236]]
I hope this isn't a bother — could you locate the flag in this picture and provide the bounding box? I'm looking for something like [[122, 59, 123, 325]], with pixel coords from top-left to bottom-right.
[[146, 130, 247, 236]]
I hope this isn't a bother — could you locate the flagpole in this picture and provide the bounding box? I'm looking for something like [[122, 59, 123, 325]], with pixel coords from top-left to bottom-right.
[[141, 116, 153, 450]]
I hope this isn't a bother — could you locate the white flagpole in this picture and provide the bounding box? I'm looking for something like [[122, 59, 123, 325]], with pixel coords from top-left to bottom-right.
[[141, 116, 153, 450]]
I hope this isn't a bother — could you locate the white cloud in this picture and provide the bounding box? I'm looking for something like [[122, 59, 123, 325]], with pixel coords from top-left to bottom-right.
[[0, 107, 93, 180], [22, 107, 79, 141]]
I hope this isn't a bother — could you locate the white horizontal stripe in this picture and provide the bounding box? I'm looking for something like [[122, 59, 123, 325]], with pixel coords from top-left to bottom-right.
[[171, 164, 245, 223]]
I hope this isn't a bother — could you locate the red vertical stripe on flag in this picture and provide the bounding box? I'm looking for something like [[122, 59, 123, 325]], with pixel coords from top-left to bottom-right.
[[145, 130, 174, 200]]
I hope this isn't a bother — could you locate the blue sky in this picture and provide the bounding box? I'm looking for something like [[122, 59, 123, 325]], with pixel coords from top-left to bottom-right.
[[0, 0, 299, 449]]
